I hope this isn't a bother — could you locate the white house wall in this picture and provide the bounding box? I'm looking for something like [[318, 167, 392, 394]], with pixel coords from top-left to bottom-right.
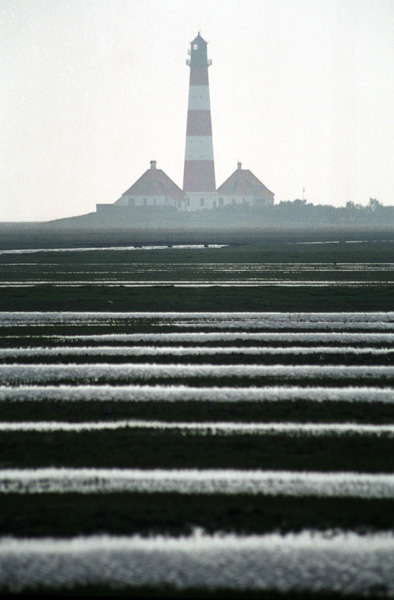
[[116, 195, 182, 208]]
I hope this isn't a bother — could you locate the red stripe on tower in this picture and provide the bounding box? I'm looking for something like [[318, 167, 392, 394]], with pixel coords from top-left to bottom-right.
[[183, 33, 216, 193]]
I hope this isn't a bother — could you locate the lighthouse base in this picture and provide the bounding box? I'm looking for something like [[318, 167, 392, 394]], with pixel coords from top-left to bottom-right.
[[184, 192, 219, 212]]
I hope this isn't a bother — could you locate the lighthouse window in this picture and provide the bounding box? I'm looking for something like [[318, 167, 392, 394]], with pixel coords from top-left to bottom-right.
[[193, 44, 198, 50]]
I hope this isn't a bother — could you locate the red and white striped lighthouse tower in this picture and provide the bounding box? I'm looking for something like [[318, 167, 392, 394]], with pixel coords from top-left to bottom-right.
[[183, 33, 216, 200]]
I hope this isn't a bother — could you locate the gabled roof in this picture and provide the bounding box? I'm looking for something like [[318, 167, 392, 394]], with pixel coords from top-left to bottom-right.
[[117, 162, 185, 202], [217, 164, 274, 199]]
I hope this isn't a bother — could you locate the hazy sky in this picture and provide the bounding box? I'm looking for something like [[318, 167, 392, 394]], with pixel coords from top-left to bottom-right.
[[1, 0, 394, 221]]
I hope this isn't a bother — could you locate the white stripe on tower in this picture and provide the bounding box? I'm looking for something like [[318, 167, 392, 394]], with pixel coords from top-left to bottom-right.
[[183, 33, 216, 193]]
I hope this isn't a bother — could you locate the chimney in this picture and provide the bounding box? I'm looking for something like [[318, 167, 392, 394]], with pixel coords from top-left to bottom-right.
[[237, 162, 242, 170], [150, 160, 157, 170]]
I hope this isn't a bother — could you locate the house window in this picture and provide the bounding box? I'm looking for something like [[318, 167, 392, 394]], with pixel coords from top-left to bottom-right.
[[200, 198, 205, 207], [232, 198, 235, 204], [143, 198, 147, 206], [128, 198, 135, 207], [219, 197, 224, 207], [213, 200, 217, 209], [187, 198, 190, 206]]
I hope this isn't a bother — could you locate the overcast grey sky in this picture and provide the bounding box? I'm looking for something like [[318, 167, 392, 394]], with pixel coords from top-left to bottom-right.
[[1, 0, 394, 221]]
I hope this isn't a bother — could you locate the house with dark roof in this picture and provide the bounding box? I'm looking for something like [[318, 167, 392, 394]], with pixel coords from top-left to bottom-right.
[[216, 162, 274, 208], [97, 161, 186, 213], [114, 160, 185, 209]]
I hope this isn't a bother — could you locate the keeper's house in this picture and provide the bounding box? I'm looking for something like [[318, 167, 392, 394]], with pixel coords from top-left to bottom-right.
[[97, 160, 185, 213], [216, 162, 274, 208]]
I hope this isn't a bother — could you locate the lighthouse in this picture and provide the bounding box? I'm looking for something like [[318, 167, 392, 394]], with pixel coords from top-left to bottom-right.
[[183, 33, 217, 210], [96, 33, 274, 219]]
